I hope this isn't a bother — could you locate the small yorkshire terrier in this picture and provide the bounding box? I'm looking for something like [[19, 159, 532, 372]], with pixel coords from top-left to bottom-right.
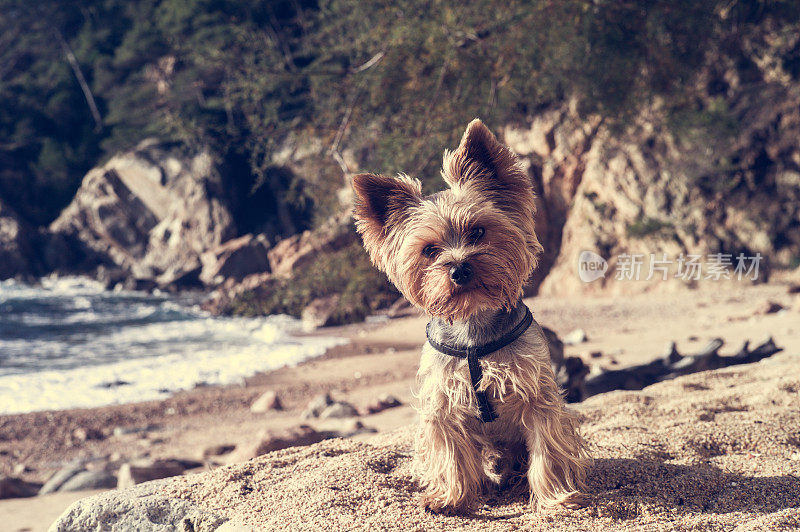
[[352, 119, 590, 513]]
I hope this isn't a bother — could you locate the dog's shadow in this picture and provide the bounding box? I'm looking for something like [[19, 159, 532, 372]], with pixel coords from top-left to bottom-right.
[[476, 458, 799, 521]]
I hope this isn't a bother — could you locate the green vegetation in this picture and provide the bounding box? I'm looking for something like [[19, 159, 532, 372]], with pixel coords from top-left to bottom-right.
[[626, 216, 674, 238], [4, 0, 800, 228], [230, 241, 398, 324], [3, 0, 800, 319], [584, 192, 611, 218]]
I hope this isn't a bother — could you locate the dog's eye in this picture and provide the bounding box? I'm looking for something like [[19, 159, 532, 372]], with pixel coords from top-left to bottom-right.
[[421, 244, 439, 258], [468, 227, 485, 243]]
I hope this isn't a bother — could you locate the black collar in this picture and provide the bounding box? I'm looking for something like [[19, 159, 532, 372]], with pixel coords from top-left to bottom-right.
[[425, 305, 533, 423], [425, 305, 533, 360]]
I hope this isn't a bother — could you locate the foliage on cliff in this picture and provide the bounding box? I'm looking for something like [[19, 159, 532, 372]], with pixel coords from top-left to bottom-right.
[[231, 241, 399, 325], [3, 0, 800, 232]]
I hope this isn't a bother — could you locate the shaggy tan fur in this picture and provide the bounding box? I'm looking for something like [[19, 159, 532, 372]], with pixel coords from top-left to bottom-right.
[[352, 119, 590, 513], [415, 322, 590, 511]]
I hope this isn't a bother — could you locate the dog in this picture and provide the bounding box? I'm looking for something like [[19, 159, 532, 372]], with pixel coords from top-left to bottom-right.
[[351, 119, 591, 513]]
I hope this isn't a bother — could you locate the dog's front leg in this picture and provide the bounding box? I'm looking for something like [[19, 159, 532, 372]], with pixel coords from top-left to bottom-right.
[[413, 407, 487, 514], [521, 381, 591, 510]]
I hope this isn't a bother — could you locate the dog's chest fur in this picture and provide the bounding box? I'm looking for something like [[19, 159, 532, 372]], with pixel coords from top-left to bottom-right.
[[418, 302, 553, 439]]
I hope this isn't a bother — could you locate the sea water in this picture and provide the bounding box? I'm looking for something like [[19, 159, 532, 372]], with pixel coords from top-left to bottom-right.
[[0, 277, 346, 414]]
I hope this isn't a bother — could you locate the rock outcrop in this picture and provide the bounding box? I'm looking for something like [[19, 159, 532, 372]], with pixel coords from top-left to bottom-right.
[[267, 217, 356, 278], [49, 352, 800, 531], [200, 233, 271, 286], [49, 482, 233, 532], [506, 29, 800, 295], [49, 139, 236, 287], [201, 216, 357, 315]]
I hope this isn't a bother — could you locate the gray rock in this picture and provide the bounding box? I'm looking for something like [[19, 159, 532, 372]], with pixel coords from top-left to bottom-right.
[[226, 425, 333, 464], [0, 198, 40, 280], [57, 470, 117, 492], [319, 402, 359, 419], [113, 424, 158, 437], [267, 220, 355, 278], [363, 394, 402, 415], [201, 444, 236, 458], [200, 233, 271, 286], [328, 419, 378, 438], [39, 462, 84, 495], [49, 140, 236, 288], [301, 393, 333, 419], [170, 458, 204, 470], [0, 475, 41, 499], [48, 482, 237, 532]]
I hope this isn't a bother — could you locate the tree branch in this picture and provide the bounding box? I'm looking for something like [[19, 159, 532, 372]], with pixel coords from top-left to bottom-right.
[[53, 28, 102, 132]]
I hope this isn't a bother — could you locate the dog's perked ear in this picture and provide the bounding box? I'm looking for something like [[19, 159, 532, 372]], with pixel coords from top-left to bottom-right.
[[442, 119, 536, 227], [351, 172, 422, 269]]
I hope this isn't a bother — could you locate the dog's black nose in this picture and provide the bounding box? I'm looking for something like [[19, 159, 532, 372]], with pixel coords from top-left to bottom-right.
[[449, 262, 473, 286]]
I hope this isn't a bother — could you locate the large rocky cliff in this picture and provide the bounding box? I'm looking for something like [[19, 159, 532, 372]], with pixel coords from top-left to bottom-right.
[[508, 25, 800, 294]]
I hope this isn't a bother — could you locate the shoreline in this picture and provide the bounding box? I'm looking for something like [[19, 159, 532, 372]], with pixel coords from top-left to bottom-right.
[[0, 278, 348, 416]]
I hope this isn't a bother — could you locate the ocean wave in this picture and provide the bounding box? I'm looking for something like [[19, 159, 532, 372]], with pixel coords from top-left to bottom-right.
[[0, 278, 347, 414]]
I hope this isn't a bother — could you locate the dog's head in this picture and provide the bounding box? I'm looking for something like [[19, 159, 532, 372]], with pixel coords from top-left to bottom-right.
[[352, 119, 542, 321]]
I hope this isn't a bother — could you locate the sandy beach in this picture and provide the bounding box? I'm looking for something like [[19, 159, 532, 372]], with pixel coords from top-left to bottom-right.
[[2, 281, 799, 531]]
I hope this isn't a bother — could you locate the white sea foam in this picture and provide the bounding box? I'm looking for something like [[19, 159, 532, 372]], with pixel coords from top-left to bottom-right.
[[0, 278, 347, 414]]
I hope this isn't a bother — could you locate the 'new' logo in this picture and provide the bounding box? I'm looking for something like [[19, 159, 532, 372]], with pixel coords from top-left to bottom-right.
[[578, 251, 608, 282]]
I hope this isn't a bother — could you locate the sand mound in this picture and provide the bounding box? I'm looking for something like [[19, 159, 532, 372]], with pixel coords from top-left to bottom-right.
[[51, 352, 800, 531]]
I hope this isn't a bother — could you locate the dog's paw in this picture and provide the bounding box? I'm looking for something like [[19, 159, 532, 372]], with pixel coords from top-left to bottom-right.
[[532, 491, 591, 512], [559, 491, 591, 509], [419, 494, 463, 516]]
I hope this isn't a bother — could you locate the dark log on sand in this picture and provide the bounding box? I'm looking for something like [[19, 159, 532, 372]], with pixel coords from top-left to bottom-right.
[[562, 337, 783, 403]]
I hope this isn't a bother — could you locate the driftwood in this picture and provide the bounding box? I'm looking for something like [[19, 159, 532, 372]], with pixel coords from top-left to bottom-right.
[[557, 337, 783, 403]]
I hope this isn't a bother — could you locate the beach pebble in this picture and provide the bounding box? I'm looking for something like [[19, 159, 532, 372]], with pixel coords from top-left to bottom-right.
[[39, 462, 84, 495], [319, 402, 359, 419], [755, 300, 784, 315], [169, 458, 204, 470], [201, 444, 236, 458], [301, 295, 340, 332], [12, 463, 31, 475], [117, 459, 186, 489], [227, 425, 332, 463], [301, 393, 334, 419], [58, 470, 117, 492], [333, 419, 378, 438], [0, 475, 41, 499], [563, 328, 588, 345], [113, 425, 158, 437], [362, 394, 402, 415], [250, 390, 283, 413], [73, 427, 105, 442]]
